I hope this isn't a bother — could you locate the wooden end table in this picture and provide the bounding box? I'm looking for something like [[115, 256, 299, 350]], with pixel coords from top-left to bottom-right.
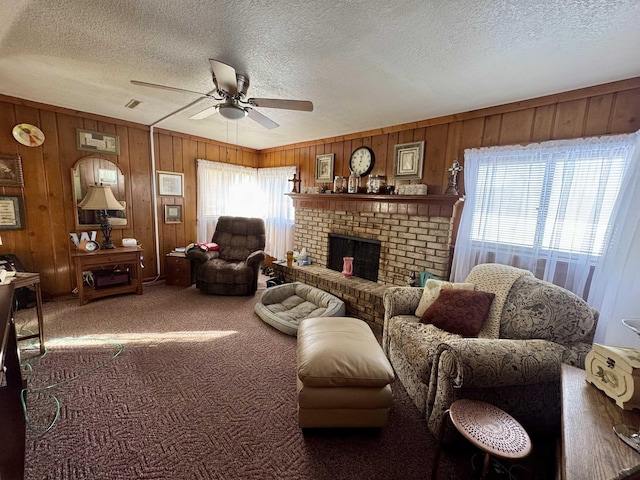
[[561, 364, 640, 480]]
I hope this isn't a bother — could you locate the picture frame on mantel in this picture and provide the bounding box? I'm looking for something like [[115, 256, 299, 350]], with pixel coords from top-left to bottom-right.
[[315, 153, 334, 182], [393, 141, 425, 179]]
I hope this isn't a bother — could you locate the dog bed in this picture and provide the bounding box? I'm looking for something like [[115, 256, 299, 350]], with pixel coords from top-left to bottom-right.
[[255, 282, 346, 336]]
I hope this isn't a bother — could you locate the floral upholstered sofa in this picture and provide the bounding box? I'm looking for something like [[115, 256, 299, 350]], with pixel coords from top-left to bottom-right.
[[383, 263, 598, 439]]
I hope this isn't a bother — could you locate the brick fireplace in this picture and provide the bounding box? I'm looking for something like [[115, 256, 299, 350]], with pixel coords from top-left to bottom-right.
[[272, 193, 462, 337]]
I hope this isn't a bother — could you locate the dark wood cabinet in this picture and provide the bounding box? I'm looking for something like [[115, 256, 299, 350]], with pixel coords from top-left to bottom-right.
[[165, 255, 192, 287]]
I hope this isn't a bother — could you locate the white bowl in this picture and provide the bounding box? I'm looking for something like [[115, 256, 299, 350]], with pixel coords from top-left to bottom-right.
[[621, 318, 640, 336]]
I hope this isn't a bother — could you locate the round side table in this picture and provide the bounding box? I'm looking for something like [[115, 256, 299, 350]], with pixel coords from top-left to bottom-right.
[[431, 399, 532, 480]]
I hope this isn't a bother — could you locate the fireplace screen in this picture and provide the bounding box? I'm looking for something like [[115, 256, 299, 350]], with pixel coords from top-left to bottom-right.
[[328, 234, 381, 282]]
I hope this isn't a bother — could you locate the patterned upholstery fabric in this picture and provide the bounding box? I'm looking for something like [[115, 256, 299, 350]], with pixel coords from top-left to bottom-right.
[[420, 289, 495, 336], [188, 216, 266, 296], [465, 263, 533, 339], [382, 263, 598, 441]]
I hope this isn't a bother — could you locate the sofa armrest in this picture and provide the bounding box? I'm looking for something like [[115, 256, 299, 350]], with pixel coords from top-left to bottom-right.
[[383, 287, 423, 319], [246, 250, 266, 267], [435, 338, 567, 388], [426, 338, 566, 442], [562, 342, 593, 368]]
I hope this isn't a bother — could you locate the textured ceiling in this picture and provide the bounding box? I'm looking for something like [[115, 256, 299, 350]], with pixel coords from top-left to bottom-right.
[[1, 0, 639, 150]]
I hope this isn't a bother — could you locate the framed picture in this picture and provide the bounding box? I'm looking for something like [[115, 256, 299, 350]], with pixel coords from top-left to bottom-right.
[[393, 141, 425, 179], [77, 129, 120, 155], [164, 204, 183, 224], [98, 168, 118, 185], [0, 154, 24, 187], [0, 195, 24, 230], [315, 153, 334, 182], [157, 171, 184, 197]]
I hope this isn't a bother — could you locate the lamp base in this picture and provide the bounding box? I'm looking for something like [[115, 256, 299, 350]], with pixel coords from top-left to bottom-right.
[[98, 211, 115, 249]]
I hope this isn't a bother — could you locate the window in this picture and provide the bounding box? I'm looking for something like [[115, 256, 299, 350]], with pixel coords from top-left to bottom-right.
[[452, 134, 636, 298], [471, 153, 626, 255], [196, 160, 295, 260]]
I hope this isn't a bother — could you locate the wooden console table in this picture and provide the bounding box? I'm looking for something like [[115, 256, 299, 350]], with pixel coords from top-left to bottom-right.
[[561, 364, 640, 479], [71, 246, 143, 305]]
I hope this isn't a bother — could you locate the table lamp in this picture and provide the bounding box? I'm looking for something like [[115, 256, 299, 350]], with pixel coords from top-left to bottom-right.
[[78, 185, 125, 249]]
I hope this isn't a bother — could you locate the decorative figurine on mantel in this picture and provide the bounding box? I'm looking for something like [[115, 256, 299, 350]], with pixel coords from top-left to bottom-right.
[[445, 159, 463, 195], [288, 173, 301, 193]]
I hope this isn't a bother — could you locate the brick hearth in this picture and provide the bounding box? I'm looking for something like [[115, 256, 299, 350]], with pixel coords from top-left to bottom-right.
[[271, 263, 388, 337]]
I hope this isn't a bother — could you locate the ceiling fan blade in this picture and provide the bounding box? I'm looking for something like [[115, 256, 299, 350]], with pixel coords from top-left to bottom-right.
[[130, 80, 214, 98], [246, 108, 279, 129], [189, 105, 218, 120], [249, 98, 313, 111], [209, 59, 238, 95]]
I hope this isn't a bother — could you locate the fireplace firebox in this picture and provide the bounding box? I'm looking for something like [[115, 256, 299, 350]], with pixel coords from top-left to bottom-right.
[[328, 234, 381, 282]]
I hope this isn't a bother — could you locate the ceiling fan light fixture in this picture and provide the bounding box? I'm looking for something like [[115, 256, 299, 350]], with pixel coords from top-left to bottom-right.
[[216, 103, 247, 120]]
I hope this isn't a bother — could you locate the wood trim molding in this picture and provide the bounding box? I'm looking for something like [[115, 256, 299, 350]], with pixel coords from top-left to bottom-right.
[[152, 127, 259, 153], [287, 193, 463, 218], [262, 76, 640, 153]]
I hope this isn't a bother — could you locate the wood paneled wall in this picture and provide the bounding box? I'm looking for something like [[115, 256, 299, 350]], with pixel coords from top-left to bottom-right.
[[0, 76, 638, 298], [0, 96, 256, 298], [259, 78, 640, 198], [152, 127, 258, 259]]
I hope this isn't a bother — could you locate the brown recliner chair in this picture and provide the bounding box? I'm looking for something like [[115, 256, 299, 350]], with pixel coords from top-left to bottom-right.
[[188, 216, 266, 296]]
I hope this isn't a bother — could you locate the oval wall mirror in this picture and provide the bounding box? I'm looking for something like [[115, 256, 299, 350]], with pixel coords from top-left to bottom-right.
[[71, 155, 127, 230]]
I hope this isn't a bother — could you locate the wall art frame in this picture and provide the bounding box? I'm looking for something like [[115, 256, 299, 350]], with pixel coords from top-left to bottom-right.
[[77, 129, 120, 155], [0, 195, 24, 230], [393, 141, 425, 179], [157, 171, 184, 197], [315, 153, 334, 182], [164, 204, 183, 224], [0, 154, 24, 187]]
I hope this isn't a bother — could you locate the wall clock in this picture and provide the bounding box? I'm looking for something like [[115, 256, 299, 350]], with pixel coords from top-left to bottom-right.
[[349, 146, 375, 177], [12, 123, 45, 147]]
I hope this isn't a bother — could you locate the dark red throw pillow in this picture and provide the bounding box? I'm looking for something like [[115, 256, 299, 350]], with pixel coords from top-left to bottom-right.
[[419, 289, 496, 337]]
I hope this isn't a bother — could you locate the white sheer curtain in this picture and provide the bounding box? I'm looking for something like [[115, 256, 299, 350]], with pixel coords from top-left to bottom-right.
[[588, 131, 640, 345], [451, 134, 637, 299], [196, 159, 295, 260], [257, 166, 296, 261], [196, 160, 257, 241]]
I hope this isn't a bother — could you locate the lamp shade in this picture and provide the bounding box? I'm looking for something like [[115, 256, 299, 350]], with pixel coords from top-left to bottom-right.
[[78, 185, 125, 210]]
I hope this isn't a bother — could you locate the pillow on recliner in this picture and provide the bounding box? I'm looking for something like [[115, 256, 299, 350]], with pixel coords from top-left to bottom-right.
[[420, 289, 496, 337], [414, 279, 475, 317]]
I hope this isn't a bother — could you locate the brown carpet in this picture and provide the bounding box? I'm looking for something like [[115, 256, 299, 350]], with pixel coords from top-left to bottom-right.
[[14, 281, 547, 479]]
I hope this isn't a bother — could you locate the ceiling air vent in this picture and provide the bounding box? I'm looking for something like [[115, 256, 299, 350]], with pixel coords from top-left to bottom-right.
[[125, 99, 141, 109]]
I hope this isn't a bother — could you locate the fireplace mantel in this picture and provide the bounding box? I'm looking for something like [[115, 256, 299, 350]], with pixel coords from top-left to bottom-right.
[[287, 193, 462, 217]]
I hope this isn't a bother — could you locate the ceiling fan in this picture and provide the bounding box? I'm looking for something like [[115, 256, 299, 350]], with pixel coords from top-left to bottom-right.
[[131, 59, 313, 129]]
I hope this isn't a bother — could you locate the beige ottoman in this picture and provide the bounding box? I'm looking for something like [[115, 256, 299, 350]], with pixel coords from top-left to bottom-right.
[[296, 316, 395, 428]]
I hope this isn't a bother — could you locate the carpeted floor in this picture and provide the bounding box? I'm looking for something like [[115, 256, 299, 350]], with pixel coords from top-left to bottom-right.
[[14, 280, 553, 479]]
